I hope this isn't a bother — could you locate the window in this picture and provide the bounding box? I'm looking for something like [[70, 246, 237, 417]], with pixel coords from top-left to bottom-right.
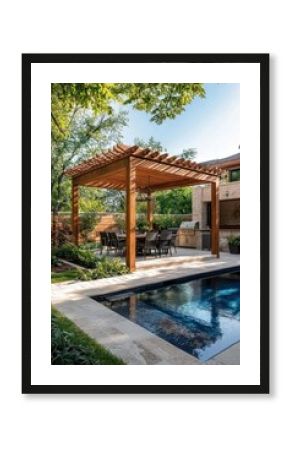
[[229, 168, 240, 182]]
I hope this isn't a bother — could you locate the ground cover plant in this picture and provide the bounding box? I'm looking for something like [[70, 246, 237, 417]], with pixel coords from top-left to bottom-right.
[[51, 308, 124, 365]]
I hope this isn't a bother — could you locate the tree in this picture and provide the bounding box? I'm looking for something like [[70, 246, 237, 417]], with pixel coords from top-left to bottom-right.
[[180, 148, 197, 160], [51, 83, 205, 137], [79, 187, 106, 213], [155, 187, 192, 214], [134, 136, 165, 152], [51, 108, 127, 213], [118, 83, 205, 124]]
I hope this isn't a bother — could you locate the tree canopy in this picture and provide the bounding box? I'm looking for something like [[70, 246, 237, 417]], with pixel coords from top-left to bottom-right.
[[155, 188, 192, 214], [51, 108, 127, 214], [180, 148, 197, 160], [51, 83, 205, 139], [134, 136, 165, 152]]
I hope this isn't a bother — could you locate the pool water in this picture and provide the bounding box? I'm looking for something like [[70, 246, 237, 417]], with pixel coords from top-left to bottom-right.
[[95, 270, 240, 361]]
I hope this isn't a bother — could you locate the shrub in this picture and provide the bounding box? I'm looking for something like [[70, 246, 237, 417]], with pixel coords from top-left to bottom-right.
[[53, 244, 129, 276], [153, 214, 189, 230], [227, 235, 240, 246], [51, 255, 60, 266], [79, 212, 99, 241], [136, 214, 149, 231], [54, 243, 98, 268], [80, 242, 100, 251], [77, 258, 129, 280]]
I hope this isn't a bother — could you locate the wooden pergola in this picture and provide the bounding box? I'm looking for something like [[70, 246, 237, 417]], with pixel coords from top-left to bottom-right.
[[65, 144, 221, 272]]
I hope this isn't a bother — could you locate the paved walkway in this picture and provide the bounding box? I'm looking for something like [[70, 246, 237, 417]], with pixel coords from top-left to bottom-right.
[[52, 250, 240, 365]]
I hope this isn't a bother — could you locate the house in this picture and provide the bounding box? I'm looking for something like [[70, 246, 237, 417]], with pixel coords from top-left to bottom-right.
[[189, 152, 240, 252]]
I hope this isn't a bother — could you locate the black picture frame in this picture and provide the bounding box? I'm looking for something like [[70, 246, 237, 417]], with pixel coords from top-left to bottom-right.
[[22, 53, 269, 394]]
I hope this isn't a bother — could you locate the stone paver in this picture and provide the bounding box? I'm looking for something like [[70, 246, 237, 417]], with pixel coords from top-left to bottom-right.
[[52, 250, 240, 365], [210, 343, 240, 365]]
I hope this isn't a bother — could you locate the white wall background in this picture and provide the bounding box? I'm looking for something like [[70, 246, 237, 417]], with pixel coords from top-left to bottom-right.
[[0, 1, 287, 449]]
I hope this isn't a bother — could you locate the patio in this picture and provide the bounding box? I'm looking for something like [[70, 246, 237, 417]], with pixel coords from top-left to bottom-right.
[[101, 247, 231, 271], [65, 144, 222, 271]]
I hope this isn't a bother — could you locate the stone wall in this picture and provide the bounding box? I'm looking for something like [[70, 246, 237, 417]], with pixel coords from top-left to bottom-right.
[[177, 228, 240, 252]]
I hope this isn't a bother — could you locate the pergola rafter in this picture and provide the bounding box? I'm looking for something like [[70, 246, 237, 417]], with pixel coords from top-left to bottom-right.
[[65, 144, 221, 271]]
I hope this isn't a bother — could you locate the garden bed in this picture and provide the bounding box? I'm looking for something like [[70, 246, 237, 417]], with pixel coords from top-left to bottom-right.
[[51, 243, 129, 283]]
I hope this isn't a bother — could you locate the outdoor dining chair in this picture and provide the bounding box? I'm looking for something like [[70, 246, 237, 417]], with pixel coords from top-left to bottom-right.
[[108, 231, 126, 256], [158, 230, 173, 256], [168, 228, 178, 254], [100, 231, 109, 254], [138, 231, 159, 257]]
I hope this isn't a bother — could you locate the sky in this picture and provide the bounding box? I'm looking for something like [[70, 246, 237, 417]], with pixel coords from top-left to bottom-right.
[[120, 83, 240, 162]]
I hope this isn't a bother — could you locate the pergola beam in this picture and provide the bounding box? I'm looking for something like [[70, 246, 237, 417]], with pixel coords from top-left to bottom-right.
[[131, 156, 218, 181], [139, 179, 209, 192], [74, 157, 128, 186]]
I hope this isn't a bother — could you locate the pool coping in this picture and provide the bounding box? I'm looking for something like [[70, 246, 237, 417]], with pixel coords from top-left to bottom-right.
[[91, 265, 240, 302], [52, 253, 240, 365]]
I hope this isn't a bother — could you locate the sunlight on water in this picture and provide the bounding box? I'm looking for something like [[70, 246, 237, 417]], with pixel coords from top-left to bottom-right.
[[100, 271, 240, 361]]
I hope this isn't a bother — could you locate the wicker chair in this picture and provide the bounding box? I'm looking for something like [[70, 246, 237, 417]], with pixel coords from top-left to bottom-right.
[[138, 231, 159, 257], [108, 232, 126, 255], [100, 232, 109, 255], [168, 228, 178, 253], [158, 230, 173, 256]]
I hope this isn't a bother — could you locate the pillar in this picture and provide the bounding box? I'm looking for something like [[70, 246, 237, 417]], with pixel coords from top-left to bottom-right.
[[211, 179, 220, 258], [72, 180, 79, 246], [146, 192, 153, 230], [126, 158, 136, 271]]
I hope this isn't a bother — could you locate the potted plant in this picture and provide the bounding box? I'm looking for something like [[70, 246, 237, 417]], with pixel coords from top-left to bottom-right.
[[227, 235, 240, 254]]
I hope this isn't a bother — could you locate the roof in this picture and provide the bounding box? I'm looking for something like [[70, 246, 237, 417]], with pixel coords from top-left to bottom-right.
[[201, 152, 240, 168], [65, 144, 221, 192]]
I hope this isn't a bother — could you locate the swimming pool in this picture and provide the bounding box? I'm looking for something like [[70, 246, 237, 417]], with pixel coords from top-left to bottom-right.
[[93, 269, 240, 361]]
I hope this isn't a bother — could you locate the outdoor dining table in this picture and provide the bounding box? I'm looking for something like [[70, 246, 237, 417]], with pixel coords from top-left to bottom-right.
[[117, 233, 146, 240], [117, 233, 147, 256]]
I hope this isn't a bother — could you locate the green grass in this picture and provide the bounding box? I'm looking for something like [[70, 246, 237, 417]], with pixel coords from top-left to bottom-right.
[[51, 269, 80, 284], [51, 307, 125, 365]]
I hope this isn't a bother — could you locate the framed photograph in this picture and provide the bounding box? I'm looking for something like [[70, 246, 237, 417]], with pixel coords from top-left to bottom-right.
[[22, 53, 269, 394]]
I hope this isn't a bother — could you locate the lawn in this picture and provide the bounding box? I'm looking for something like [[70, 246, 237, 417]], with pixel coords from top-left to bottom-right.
[[51, 268, 80, 284], [51, 307, 125, 365]]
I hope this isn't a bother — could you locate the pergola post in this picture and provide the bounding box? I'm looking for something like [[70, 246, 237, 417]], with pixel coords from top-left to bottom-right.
[[72, 180, 80, 246], [211, 179, 220, 258], [126, 158, 136, 271], [147, 192, 153, 230]]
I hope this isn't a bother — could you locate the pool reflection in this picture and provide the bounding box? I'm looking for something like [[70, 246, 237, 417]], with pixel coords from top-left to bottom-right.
[[102, 271, 240, 361]]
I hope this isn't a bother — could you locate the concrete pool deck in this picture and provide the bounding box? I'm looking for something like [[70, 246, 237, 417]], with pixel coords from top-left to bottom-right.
[[52, 249, 240, 365]]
